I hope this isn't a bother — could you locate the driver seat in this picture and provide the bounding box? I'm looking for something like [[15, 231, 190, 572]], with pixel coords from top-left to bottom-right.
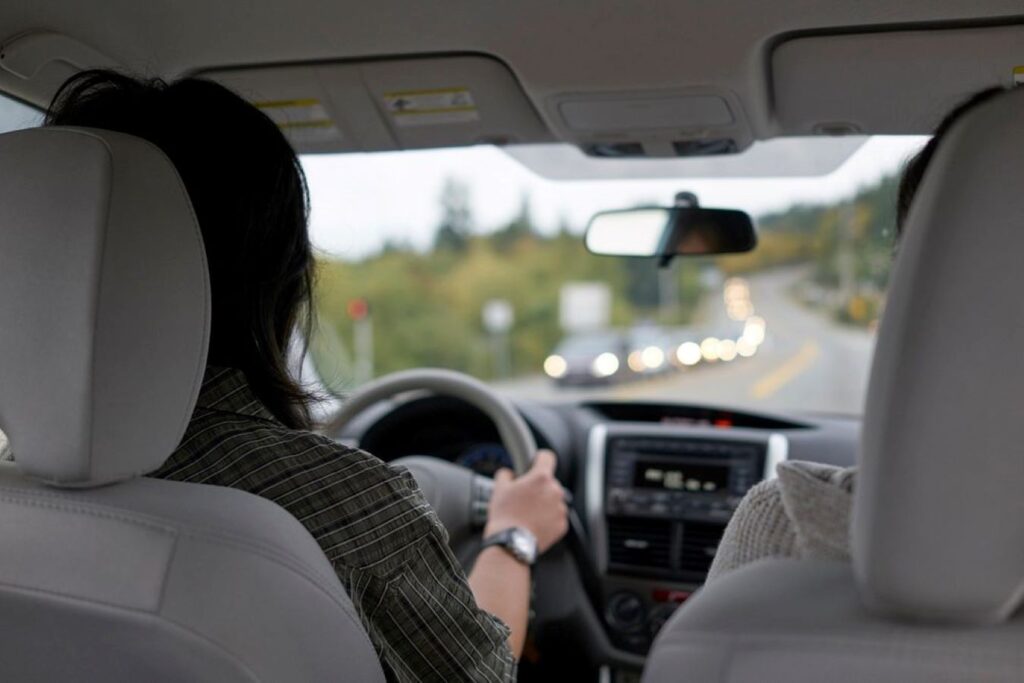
[[643, 86, 1024, 682], [0, 127, 385, 682]]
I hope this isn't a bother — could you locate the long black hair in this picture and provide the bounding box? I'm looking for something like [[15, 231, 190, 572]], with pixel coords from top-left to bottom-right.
[[46, 70, 315, 429], [896, 87, 1006, 235]]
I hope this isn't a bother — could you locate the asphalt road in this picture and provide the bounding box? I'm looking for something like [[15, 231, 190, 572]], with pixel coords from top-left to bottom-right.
[[493, 268, 875, 415]]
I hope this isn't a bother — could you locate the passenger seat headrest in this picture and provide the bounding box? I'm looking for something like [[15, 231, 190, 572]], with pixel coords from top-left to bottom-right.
[[0, 127, 209, 487], [854, 87, 1024, 623]]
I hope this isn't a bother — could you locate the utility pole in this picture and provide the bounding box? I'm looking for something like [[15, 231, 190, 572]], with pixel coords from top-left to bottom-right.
[[483, 299, 514, 379], [838, 201, 857, 307], [347, 298, 374, 385]]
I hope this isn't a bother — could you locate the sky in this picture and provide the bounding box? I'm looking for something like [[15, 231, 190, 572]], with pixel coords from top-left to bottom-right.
[[302, 136, 929, 260]]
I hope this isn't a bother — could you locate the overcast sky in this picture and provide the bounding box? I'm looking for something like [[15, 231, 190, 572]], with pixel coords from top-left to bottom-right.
[[302, 136, 928, 260]]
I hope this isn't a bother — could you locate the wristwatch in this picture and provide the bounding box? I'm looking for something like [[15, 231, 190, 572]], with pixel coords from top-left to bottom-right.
[[481, 527, 538, 566]]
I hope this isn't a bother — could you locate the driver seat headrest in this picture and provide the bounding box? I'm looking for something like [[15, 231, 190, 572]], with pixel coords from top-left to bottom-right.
[[854, 86, 1024, 623], [0, 127, 209, 488]]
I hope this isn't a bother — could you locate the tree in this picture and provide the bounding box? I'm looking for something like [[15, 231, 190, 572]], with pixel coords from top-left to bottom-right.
[[492, 192, 535, 252], [433, 177, 473, 252]]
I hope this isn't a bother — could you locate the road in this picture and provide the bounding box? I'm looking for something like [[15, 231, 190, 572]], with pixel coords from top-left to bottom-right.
[[493, 268, 875, 415]]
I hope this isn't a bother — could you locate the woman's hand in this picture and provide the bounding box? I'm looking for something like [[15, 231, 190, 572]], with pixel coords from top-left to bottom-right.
[[485, 449, 569, 553]]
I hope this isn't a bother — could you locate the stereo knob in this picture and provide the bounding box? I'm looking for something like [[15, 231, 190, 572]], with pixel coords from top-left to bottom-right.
[[606, 591, 646, 632], [648, 603, 679, 638]]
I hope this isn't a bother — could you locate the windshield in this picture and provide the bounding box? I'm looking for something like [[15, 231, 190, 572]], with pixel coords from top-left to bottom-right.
[[304, 137, 927, 415]]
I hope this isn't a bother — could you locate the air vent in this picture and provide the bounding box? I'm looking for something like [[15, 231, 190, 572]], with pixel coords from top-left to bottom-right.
[[606, 518, 727, 580], [680, 521, 726, 575], [582, 141, 645, 157], [608, 518, 673, 573], [673, 138, 737, 156]]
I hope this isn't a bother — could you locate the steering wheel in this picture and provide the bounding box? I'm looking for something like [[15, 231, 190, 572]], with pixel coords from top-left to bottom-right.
[[325, 368, 537, 566]]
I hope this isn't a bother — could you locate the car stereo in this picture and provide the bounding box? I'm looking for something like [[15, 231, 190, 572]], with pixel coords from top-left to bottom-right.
[[588, 426, 784, 656], [606, 436, 765, 523]]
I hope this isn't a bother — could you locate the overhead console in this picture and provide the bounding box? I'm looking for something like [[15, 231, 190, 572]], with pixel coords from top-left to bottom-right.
[[772, 24, 1024, 135], [202, 55, 553, 154], [543, 88, 754, 158]]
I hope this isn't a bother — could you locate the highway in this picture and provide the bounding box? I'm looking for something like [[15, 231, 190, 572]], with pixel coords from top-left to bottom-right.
[[494, 268, 876, 415]]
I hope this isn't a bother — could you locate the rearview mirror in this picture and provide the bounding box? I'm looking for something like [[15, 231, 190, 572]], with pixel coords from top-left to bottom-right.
[[584, 206, 757, 259]]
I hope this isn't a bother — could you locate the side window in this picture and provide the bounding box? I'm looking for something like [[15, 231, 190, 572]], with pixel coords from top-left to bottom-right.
[[0, 91, 42, 134], [0, 91, 38, 460]]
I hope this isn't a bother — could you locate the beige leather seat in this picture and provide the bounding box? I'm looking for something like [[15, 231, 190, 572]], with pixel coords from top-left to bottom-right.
[[0, 127, 385, 682], [644, 86, 1024, 682]]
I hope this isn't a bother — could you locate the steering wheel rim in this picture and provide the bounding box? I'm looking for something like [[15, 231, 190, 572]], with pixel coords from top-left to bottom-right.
[[325, 368, 535, 475]]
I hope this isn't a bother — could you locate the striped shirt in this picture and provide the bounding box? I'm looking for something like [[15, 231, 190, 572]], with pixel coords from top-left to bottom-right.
[[152, 367, 516, 682]]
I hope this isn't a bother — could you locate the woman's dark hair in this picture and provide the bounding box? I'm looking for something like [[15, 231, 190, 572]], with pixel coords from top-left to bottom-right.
[[46, 70, 315, 430], [896, 87, 1007, 235]]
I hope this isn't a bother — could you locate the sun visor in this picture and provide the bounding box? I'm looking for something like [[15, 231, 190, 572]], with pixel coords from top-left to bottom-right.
[[0, 31, 122, 108], [203, 55, 552, 154], [773, 25, 1024, 135]]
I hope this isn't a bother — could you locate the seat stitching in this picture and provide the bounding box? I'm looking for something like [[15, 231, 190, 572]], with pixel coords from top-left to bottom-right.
[[0, 491, 357, 613], [0, 581, 261, 681]]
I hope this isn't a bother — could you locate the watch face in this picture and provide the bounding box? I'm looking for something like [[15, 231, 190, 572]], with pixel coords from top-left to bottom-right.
[[510, 528, 538, 563]]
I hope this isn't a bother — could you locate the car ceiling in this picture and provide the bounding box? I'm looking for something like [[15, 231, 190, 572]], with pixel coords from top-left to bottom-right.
[[1, 1, 1023, 151]]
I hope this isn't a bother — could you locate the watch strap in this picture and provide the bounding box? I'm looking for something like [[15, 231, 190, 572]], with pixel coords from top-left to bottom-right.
[[481, 527, 536, 566]]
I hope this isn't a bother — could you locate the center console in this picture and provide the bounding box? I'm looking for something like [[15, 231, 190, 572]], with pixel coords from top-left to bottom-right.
[[587, 424, 787, 658]]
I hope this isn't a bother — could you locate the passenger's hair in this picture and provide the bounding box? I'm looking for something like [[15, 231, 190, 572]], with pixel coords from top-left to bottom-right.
[[46, 70, 315, 429], [896, 87, 1007, 235]]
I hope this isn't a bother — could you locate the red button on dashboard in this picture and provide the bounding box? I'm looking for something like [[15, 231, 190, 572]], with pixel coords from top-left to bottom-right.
[[652, 589, 691, 604]]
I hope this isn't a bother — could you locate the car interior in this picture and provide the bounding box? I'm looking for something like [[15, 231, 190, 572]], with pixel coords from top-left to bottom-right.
[[1, 2, 1023, 681]]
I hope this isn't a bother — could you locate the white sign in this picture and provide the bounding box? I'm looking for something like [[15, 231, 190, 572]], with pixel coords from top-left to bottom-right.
[[559, 282, 611, 333], [482, 299, 515, 334]]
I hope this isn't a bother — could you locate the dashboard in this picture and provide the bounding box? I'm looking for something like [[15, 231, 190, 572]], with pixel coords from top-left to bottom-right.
[[340, 394, 859, 679]]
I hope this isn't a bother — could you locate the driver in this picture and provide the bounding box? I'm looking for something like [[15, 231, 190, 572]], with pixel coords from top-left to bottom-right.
[[45, 70, 568, 682]]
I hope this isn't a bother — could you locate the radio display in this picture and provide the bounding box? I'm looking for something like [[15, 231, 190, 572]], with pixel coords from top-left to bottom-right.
[[633, 460, 729, 492]]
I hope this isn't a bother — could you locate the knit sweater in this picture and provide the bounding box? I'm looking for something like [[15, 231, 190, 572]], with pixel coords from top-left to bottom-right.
[[706, 460, 857, 583]]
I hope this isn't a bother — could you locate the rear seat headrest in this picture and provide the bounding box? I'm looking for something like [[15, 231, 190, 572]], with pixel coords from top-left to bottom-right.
[[854, 86, 1024, 623], [0, 127, 210, 487]]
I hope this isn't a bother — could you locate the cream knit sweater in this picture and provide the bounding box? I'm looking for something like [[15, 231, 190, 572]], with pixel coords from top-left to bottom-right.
[[706, 460, 856, 583]]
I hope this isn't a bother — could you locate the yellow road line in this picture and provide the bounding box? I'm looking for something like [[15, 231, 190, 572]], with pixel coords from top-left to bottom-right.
[[750, 341, 820, 399]]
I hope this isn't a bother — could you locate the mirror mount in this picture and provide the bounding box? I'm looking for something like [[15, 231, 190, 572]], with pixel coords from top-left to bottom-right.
[[659, 192, 701, 268]]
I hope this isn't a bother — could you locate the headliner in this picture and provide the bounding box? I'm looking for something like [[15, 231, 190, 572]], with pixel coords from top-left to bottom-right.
[[1, 2, 1022, 141]]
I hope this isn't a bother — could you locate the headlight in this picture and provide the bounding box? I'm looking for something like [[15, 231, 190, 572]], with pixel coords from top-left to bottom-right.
[[718, 339, 738, 362], [641, 345, 665, 370], [676, 342, 702, 366], [737, 337, 757, 357], [700, 337, 721, 361], [591, 352, 620, 377], [742, 316, 766, 345], [627, 350, 646, 373], [543, 354, 568, 379]]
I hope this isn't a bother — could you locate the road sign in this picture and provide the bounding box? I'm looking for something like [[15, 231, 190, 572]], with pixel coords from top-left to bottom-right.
[[482, 299, 515, 334], [559, 282, 611, 332]]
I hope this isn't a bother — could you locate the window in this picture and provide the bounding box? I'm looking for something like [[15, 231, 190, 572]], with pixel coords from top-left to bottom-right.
[[304, 137, 928, 415], [0, 91, 42, 134]]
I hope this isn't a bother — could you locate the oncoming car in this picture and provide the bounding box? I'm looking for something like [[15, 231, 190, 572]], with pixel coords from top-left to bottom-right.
[[544, 330, 629, 386]]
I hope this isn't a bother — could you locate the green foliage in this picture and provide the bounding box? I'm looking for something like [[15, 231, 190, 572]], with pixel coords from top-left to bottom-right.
[[315, 226, 703, 385], [742, 173, 901, 327]]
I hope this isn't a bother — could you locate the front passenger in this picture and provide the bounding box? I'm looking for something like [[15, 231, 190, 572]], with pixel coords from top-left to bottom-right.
[[707, 87, 1005, 583]]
